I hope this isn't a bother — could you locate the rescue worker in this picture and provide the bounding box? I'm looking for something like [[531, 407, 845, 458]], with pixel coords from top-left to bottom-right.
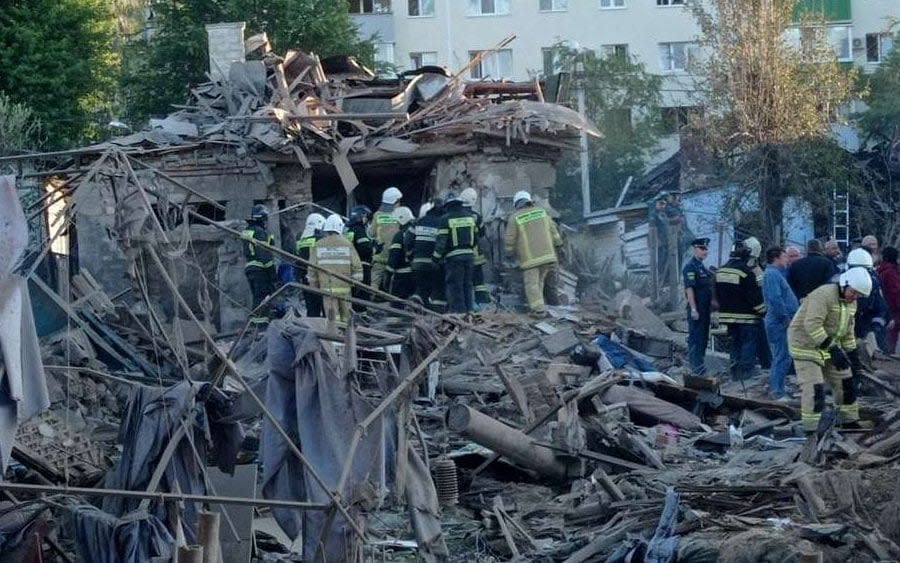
[[745, 236, 772, 370], [241, 204, 277, 324], [460, 188, 491, 306], [715, 240, 767, 381], [345, 205, 373, 286], [412, 198, 445, 311], [683, 237, 713, 375], [504, 191, 563, 316], [370, 187, 403, 291], [846, 248, 891, 354], [295, 213, 325, 317], [385, 206, 416, 299], [434, 192, 478, 314], [308, 214, 363, 323], [789, 267, 871, 431]]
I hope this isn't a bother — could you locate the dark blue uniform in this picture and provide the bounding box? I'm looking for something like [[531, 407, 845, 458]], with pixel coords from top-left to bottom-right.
[[683, 256, 713, 374]]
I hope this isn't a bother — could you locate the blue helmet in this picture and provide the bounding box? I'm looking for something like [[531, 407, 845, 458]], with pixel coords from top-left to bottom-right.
[[350, 205, 372, 222]]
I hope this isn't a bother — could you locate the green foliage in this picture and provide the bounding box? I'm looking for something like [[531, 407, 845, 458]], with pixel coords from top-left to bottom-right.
[[859, 37, 900, 144], [121, 0, 374, 123], [548, 46, 663, 222], [0, 94, 42, 155], [0, 0, 119, 149]]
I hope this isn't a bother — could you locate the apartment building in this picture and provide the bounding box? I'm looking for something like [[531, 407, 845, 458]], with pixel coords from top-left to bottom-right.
[[350, 0, 898, 110]]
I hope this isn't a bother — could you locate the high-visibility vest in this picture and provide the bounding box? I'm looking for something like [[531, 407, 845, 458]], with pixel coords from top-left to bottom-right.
[[371, 211, 399, 263], [504, 206, 560, 269], [241, 225, 275, 270], [789, 283, 857, 365]]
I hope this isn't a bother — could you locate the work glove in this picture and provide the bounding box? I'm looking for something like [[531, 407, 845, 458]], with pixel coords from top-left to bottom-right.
[[818, 337, 833, 350], [846, 348, 866, 377], [828, 345, 851, 371]]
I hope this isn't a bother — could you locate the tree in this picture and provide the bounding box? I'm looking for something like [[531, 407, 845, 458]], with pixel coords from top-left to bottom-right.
[[121, 0, 375, 123], [0, 0, 118, 149], [690, 0, 858, 243], [0, 94, 42, 156], [548, 46, 663, 222]]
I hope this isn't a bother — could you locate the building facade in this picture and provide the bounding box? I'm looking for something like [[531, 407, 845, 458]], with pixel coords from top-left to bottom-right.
[[351, 0, 898, 109]]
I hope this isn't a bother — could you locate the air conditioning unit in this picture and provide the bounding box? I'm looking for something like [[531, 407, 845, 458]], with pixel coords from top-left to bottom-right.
[[852, 38, 863, 49]]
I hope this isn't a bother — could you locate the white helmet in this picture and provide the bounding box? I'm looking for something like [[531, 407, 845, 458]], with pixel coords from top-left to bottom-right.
[[393, 206, 415, 226], [840, 267, 873, 297], [744, 237, 762, 259], [418, 202, 434, 219], [382, 187, 402, 205], [305, 213, 325, 230], [460, 188, 478, 208], [513, 190, 532, 206], [847, 248, 874, 269], [323, 214, 345, 234]]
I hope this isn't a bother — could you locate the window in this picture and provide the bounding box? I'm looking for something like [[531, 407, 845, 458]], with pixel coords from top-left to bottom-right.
[[599, 0, 625, 8], [661, 106, 702, 134], [348, 0, 391, 14], [468, 0, 510, 16], [656, 0, 685, 5], [828, 25, 852, 61], [408, 0, 434, 16], [601, 44, 628, 59], [469, 49, 513, 78], [659, 42, 697, 71], [410, 51, 438, 69], [542, 48, 562, 76], [539, 0, 568, 11], [866, 33, 895, 63], [375, 42, 395, 66]]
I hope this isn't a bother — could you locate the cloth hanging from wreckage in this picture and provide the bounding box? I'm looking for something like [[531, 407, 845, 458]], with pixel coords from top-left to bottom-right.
[[67, 504, 174, 563], [261, 319, 448, 562], [0, 175, 50, 474], [101, 380, 242, 543]]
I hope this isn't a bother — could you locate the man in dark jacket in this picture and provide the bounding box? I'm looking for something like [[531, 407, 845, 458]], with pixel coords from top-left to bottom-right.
[[787, 239, 839, 300], [242, 204, 277, 324], [716, 241, 767, 381], [385, 206, 416, 299], [434, 192, 478, 314], [412, 197, 445, 311]]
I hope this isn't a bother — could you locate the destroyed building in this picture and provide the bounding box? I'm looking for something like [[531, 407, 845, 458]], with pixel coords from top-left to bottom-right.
[[3, 24, 900, 563]]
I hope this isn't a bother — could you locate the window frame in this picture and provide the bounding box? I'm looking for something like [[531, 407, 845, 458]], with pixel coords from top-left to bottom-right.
[[347, 0, 392, 14], [598, 0, 626, 10], [469, 48, 514, 79], [827, 25, 853, 62], [375, 42, 396, 67], [407, 0, 435, 17], [409, 51, 438, 69], [656, 0, 685, 6], [659, 41, 696, 72], [601, 43, 629, 59], [539, 0, 568, 12], [467, 0, 511, 16], [866, 32, 895, 64]]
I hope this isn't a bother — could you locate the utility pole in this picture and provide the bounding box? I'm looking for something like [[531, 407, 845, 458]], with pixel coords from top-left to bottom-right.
[[576, 59, 590, 218]]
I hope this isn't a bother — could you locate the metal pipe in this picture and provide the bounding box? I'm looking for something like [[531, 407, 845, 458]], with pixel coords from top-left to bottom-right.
[[446, 405, 573, 480], [0, 482, 329, 510]]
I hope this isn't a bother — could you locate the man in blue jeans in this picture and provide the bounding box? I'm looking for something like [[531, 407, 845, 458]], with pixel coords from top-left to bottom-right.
[[763, 246, 799, 399]]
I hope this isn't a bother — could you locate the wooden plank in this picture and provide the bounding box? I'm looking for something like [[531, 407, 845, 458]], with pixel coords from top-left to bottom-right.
[[495, 365, 534, 423]]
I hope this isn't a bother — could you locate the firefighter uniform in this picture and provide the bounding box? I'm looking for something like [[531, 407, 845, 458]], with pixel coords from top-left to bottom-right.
[[412, 205, 445, 311], [370, 209, 399, 291], [386, 225, 415, 299], [789, 283, 861, 430], [434, 200, 478, 314], [715, 254, 766, 381], [295, 233, 324, 317], [472, 211, 491, 304], [308, 233, 363, 323], [242, 223, 276, 324], [504, 204, 562, 314], [346, 221, 373, 286]]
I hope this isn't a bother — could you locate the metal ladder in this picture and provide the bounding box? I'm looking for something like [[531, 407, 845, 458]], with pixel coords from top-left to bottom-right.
[[832, 187, 850, 247]]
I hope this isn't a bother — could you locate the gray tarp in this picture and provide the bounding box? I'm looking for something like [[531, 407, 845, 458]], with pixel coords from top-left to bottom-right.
[[67, 504, 174, 563], [0, 175, 49, 473], [102, 380, 242, 543], [261, 319, 448, 562], [262, 319, 387, 561]]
